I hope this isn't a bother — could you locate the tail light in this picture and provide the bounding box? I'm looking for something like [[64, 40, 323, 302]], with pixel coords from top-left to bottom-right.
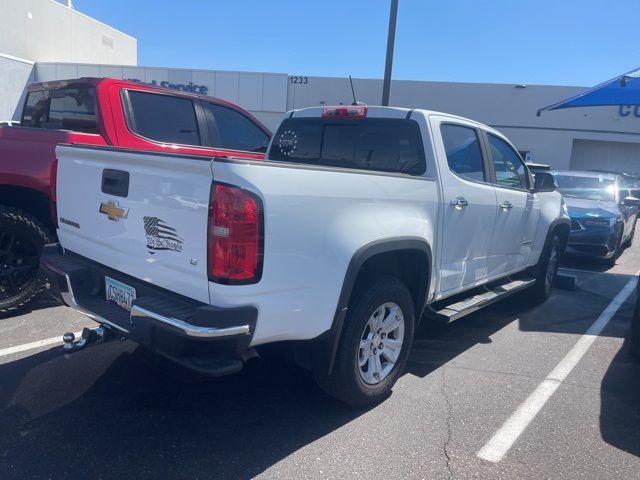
[[208, 183, 263, 284], [50, 159, 58, 226], [322, 105, 368, 119]]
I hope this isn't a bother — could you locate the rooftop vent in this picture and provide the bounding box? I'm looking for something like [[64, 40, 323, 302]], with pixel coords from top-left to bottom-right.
[[102, 34, 114, 49]]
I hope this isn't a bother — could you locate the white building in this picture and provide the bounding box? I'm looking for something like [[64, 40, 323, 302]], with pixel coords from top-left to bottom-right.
[[1, 0, 639, 171]]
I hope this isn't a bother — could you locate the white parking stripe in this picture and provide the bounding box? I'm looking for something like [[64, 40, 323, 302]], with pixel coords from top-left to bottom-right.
[[477, 275, 638, 463], [0, 331, 83, 359]]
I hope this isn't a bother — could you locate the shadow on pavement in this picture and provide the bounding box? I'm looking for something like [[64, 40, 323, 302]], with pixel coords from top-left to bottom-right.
[[0, 292, 540, 479], [599, 278, 640, 459], [599, 340, 640, 458], [0, 342, 362, 480], [0, 268, 638, 478], [0, 292, 60, 320]]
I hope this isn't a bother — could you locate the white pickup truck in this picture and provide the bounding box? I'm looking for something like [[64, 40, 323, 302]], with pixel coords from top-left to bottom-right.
[[42, 105, 569, 406]]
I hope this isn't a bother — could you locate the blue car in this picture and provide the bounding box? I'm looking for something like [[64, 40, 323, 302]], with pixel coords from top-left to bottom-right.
[[553, 170, 640, 266]]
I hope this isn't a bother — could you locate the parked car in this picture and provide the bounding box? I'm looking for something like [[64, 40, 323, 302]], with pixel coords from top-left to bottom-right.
[[589, 169, 640, 198], [41, 105, 569, 406], [0, 77, 271, 313], [553, 170, 640, 266], [0, 120, 20, 127]]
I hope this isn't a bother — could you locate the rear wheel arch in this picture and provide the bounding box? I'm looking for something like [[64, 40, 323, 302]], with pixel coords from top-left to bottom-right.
[[0, 185, 55, 232], [325, 238, 432, 375], [552, 221, 570, 254]]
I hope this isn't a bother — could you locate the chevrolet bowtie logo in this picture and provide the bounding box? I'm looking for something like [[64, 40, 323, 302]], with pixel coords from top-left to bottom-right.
[[99, 200, 129, 221]]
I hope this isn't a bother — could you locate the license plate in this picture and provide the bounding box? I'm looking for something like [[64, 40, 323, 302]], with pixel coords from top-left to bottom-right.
[[105, 276, 137, 311]]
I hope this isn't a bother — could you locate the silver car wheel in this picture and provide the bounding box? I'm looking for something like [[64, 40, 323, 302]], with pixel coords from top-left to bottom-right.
[[358, 302, 405, 385]]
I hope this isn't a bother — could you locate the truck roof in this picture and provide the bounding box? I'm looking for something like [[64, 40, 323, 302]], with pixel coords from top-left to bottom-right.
[[289, 105, 505, 136], [26, 77, 261, 128]]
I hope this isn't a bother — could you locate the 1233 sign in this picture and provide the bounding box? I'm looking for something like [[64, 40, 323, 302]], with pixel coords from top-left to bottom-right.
[[289, 76, 308, 85]]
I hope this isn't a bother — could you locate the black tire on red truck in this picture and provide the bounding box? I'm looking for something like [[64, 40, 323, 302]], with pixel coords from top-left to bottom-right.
[[0, 206, 53, 314]]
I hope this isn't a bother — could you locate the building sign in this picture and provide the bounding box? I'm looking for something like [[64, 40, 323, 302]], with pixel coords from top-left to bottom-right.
[[619, 105, 640, 119], [126, 78, 208, 95]]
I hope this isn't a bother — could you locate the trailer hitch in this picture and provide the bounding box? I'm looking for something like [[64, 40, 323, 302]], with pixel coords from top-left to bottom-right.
[[62, 326, 112, 354]]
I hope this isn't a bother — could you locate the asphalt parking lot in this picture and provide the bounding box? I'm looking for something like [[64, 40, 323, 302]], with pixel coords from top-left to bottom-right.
[[1, 246, 640, 479]]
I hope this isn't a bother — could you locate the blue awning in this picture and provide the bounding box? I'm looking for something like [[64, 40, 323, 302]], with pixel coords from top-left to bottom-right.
[[537, 67, 640, 116]]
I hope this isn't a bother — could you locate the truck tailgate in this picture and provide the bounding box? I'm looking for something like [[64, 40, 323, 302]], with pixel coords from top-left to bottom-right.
[[55, 145, 213, 303]]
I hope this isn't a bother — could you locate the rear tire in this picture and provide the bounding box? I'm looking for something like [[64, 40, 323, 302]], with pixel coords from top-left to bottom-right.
[[0, 207, 53, 315], [315, 275, 415, 407], [530, 234, 560, 303]]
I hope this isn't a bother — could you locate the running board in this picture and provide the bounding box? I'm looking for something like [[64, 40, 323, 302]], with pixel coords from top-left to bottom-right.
[[428, 277, 536, 323]]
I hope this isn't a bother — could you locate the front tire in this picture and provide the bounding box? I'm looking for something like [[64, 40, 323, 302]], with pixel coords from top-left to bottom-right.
[[315, 275, 415, 407], [530, 234, 560, 303], [605, 231, 623, 269], [626, 222, 635, 248], [0, 207, 53, 315]]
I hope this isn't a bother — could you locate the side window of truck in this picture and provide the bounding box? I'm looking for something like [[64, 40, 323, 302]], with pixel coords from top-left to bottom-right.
[[440, 124, 485, 182], [22, 87, 97, 133], [126, 91, 201, 146], [205, 103, 270, 153], [488, 134, 527, 189]]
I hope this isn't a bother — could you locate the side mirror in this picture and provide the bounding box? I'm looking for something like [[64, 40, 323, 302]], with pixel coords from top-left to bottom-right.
[[622, 196, 640, 207], [533, 172, 556, 192]]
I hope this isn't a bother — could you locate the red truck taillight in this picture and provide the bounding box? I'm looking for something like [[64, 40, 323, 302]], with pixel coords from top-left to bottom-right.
[[322, 105, 368, 119], [208, 183, 263, 284]]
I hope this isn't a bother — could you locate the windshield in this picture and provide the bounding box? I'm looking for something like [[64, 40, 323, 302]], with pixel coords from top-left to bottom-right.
[[554, 174, 616, 202]]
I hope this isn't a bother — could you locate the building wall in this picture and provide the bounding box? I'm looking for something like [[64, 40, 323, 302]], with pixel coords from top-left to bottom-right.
[[0, 0, 136, 65], [4, 58, 640, 170], [34, 63, 289, 129], [0, 53, 35, 120], [570, 139, 640, 172]]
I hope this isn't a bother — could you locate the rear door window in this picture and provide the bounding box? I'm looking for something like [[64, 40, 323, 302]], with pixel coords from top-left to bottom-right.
[[126, 91, 201, 146], [21, 87, 97, 133], [268, 117, 426, 175], [205, 103, 270, 153], [440, 124, 485, 182]]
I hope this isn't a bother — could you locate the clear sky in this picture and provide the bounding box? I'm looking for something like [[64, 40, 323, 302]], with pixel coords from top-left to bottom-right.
[[73, 0, 639, 87]]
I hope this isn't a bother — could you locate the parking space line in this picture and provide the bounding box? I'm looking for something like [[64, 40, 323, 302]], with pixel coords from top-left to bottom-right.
[[477, 275, 638, 463], [0, 331, 82, 359]]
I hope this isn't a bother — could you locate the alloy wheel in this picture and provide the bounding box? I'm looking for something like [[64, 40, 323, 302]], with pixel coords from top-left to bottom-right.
[[358, 302, 405, 385]]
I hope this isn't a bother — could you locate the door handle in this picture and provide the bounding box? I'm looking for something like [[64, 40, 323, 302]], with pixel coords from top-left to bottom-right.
[[450, 197, 469, 208], [499, 201, 513, 211], [102, 169, 130, 197]]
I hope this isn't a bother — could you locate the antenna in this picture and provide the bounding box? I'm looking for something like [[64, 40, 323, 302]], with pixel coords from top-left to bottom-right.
[[349, 75, 358, 106]]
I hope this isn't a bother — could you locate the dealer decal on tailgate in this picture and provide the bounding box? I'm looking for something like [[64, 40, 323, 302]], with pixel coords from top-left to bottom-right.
[[143, 216, 183, 254]]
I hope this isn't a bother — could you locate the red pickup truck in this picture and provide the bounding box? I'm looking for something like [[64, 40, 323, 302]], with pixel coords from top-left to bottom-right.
[[0, 77, 271, 313]]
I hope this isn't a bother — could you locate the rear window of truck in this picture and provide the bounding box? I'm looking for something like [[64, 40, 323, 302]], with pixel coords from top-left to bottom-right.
[[21, 87, 97, 133], [268, 118, 426, 175]]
